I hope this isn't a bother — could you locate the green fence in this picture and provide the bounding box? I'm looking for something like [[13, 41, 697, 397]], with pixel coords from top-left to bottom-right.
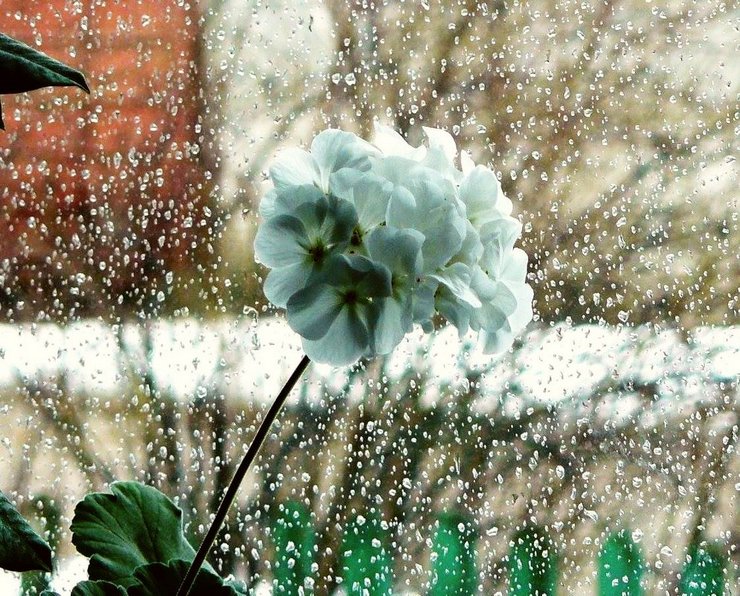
[[18, 500, 729, 595], [268, 502, 729, 596]]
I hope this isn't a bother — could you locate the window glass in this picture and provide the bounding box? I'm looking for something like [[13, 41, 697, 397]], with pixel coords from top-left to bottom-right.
[[0, 1, 736, 593]]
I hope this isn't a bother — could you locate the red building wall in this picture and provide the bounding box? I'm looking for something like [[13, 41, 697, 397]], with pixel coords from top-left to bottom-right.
[[0, 1, 215, 321]]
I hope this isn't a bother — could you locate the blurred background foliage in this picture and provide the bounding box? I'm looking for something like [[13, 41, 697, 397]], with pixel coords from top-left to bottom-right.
[[0, 0, 737, 594]]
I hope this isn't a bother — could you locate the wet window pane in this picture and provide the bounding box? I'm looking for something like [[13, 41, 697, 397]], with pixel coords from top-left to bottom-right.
[[0, 0, 737, 594]]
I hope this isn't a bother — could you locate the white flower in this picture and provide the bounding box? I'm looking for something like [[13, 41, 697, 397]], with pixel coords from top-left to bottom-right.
[[364, 227, 424, 354], [459, 164, 513, 225], [254, 187, 358, 308], [372, 123, 462, 183], [286, 254, 391, 365], [329, 170, 393, 253], [261, 129, 378, 218], [254, 125, 533, 365], [378, 157, 467, 271]]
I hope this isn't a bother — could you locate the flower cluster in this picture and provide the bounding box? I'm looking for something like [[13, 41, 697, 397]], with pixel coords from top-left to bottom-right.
[[254, 125, 533, 365]]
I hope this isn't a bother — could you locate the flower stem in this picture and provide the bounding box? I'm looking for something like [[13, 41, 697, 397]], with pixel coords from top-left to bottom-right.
[[177, 354, 311, 596]]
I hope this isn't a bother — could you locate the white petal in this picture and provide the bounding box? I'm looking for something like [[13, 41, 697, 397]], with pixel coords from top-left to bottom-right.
[[479, 282, 533, 353], [336, 173, 393, 231], [287, 283, 343, 340], [269, 148, 319, 189], [371, 298, 409, 355], [504, 282, 534, 331], [497, 191, 513, 217], [421, 147, 462, 184], [453, 221, 484, 267], [271, 185, 325, 218], [480, 217, 523, 275], [372, 122, 426, 159], [429, 262, 481, 308], [422, 126, 457, 163], [460, 150, 475, 174], [436, 289, 472, 336], [386, 186, 418, 227], [419, 203, 467, 271], [301, 306, 369, 366], [311, 129, 376, 192], [470, 266, 498, 301], [253, 215, 307, 268], [263, 263, 312, 308], [501, 247, 529, 283], [259, 188, 279, 219], [366, 226, 424, 279], [481, 325, 515, 354], [475, 302, 509, 335], [459, 165, 508, 225], [371, 155, 424, 187], [412, 279, 437, 326], [329, 168, 365, 201]]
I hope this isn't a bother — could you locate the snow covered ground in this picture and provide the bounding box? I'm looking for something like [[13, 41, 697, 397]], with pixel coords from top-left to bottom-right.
[[0, 318, 736, 413]]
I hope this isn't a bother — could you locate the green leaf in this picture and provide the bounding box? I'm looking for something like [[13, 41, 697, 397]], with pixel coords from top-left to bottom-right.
[[70, 482, 196, 588], [272, 501, 315, 595], [127, 559, 238, 596], [598, 530, 643, 596], [70, 581, 126, 596], [429, 512, 477, 595], [508, 526, 558, 596], [39, 591, 61, 596], [0, 490, 52, 573], [225, 578, 249, 595], [0, 33, 90, 130]]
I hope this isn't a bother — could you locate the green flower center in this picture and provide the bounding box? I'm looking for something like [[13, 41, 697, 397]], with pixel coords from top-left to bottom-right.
[[308, 243, 326, 263], [350, 227, 363, 247]]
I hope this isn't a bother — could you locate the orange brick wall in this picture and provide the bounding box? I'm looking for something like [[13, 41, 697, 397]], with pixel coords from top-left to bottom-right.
[[0, 0, 215, 321]]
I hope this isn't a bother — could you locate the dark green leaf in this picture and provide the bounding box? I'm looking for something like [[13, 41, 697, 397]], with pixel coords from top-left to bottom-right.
[[128, 559, 238, 596], [0, 490, 52, 573], [0, 33, 89, 130], [70, 482, 196, 588], [39, 591, 61, 596], [0, 34, 89, 94], [429, 512, 477, 595], [70, 581, 126, 596]]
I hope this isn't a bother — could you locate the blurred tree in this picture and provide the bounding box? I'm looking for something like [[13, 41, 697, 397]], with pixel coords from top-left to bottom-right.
[[339, 514, 393, 595], [678, 545, 727, 596], [19, 496, 61, 596], [271, 501, 315, 595]]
